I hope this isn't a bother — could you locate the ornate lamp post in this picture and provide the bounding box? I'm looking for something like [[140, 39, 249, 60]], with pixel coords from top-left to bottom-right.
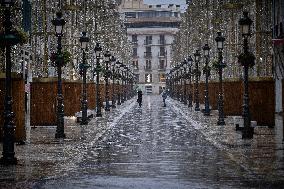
[[203, 44, 211, 116], [95, 43, 102, 117], [52, 12, 66, 138], [0, 0, 18, 165], [130, 72, 134, 98], [168, 71, 172, 98], [116, 61, 122, 105], [123, 65, 128, 102], [194, 50, 201, 111], [175, 66, 180, 101], [167, 71, 172, 97], [180, 64, 185, 103], [125, 66, 129, 100], [79, 31, 90, 125], [182, 59, 188, 105], [187, 56, 193, 108], [110, 55, 116, 108], [173, 68, 177, 99], [171, 69, 175, 99], [172, 69, 175, 99], [120, 64, 127, 103], [215, 32, 226, 125], [239, 12, 255, 139], [104, 51, 111, 111], [176, 66, 180, 101]]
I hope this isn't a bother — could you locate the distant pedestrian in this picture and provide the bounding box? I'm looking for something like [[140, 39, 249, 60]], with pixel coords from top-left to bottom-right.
[[161, 89, 167, 107], [137, 88, 143, 107]]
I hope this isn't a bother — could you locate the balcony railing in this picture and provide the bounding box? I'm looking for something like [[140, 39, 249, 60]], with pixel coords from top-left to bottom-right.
[[144, 40, 152, 45], [132, 53, 138, 58], [131, 40, 138, 45], [158, 51, 167, 57], [144, 66, 152, 71], [158, 39, 166, 45], [144, 52, 152, 58], [158, 67, 166, 71]]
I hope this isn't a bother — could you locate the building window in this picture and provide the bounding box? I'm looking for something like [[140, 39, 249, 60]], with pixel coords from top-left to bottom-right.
[[135, 74, 139, 83], [125, 12, 136, 18], [145, 46, 152, 57], [146, 60, 151, 70], [159, 73, 166, 82], [159, 46, 166, 56], [133, 47, 137, 57], [145, 74, 152, 83], [145, 36, 152, 45], [132, 60, 138, 69], [159, 60, 165, 69], [159, 35, 165, 44], [132, 35, 137, 43], [146, 46, 151, 53]]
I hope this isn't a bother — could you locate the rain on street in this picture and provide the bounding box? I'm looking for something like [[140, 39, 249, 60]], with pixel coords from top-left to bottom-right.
[[2, 95, 276, 189]]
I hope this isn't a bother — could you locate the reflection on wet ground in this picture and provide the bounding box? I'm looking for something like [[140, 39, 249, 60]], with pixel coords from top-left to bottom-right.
[[0, 95, 284, 189]]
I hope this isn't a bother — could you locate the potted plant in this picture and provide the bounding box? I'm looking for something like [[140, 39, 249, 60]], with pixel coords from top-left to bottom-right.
[[50, 50, 71, 67], [238, 52, 255, 68]]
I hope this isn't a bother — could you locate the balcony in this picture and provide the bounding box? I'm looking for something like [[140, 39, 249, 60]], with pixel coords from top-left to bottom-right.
[[158, 39, 166, 45], [131, 40, 138, 46], [144, 40, 152, 46], [132, 53, 139, 58], [158, 51, 167, 57], [144, 52, 152, 58], [144, 66, 152, 72], [158, 66, 166, 71]]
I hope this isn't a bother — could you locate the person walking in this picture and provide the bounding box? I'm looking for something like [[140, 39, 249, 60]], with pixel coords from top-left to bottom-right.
[[161, 89, 168, 107], [137, 88, 143, 107]]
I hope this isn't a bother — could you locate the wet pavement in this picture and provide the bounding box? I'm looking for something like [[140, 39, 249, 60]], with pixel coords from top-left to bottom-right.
[[0, 95, 284, 189]]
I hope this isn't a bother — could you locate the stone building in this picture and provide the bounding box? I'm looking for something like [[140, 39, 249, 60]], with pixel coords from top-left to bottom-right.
[[119, 0, 181, 94], [273, 0, 284, 113]]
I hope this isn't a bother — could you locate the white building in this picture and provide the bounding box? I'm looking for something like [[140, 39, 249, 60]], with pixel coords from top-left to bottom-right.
[[119, 0, 181, 94]]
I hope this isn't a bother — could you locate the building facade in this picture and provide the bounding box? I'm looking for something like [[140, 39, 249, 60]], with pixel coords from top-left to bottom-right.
[[119, 0, 181, 94], [273, 0, 284, 113]]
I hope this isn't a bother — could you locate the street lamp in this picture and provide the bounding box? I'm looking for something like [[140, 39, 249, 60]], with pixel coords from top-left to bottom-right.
[[116, 61, 122, 105], [173, 67, 177, 99], [120, 64, 126, 103], [187, 56, 193, 108], [0, 0, 18, 165], [123, 65, 128, 102], [124, 66, 129, 100], [168, 71, 173, 98], [130, 72, 135, 98], [95, 43, 102, 117], [239, 11, 255, 139], [175, 66, 180, 101], [194, 50, 201, 111], [79, 31, 90, 125], [110, 55, 116, 108], [104, 51, 111, 111], [52, 12, 66, 138], [215, 31, 226, 125], [182, 59, 188, 105], [203, 44, 211, 116], [175, 66, 179, 100], [179, 63, 184, 103]]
